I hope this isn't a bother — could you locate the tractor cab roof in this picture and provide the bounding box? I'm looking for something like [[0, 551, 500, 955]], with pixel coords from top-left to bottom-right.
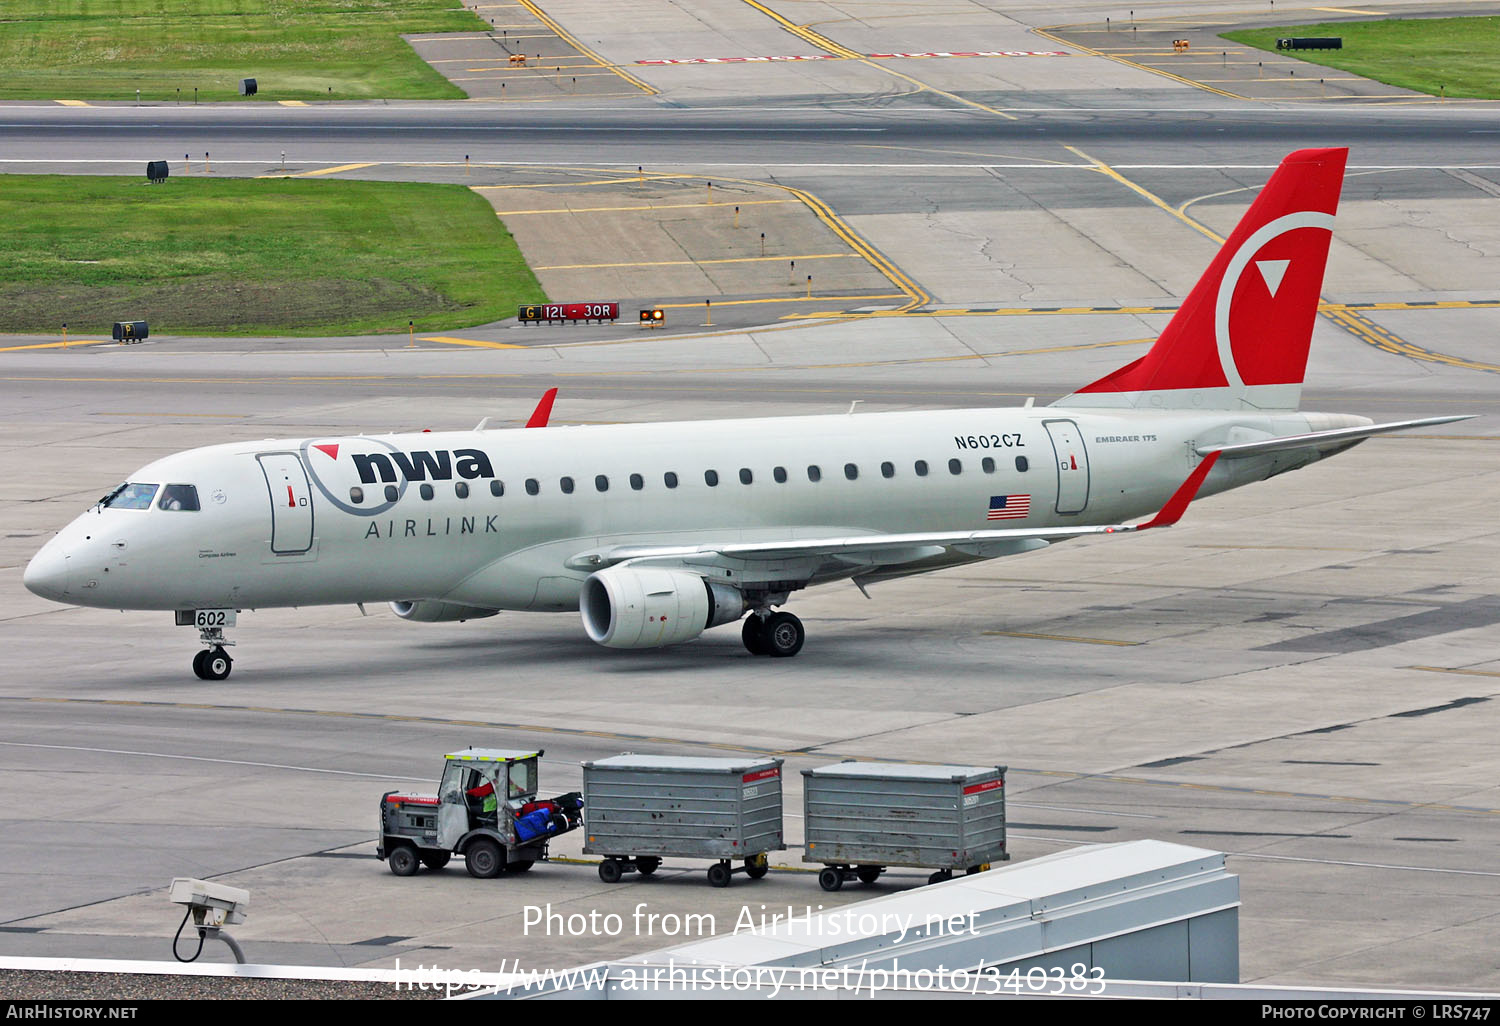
[[443, 748, 542, 764]]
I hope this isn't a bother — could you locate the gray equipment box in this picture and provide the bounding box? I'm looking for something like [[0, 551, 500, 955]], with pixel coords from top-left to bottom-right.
[[803, 761, 1008, 890], [112, 321, 148, 342], [582, 754, 785, 887]]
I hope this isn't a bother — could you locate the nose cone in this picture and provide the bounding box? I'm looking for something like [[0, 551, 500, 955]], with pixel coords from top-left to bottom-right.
[[23, 542, 70, 602]]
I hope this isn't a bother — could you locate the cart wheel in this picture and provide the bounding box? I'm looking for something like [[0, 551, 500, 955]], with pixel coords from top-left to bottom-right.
[[745, 853, 769, 880], [465, 838, 505, 879], [388, 845, 420, 877], [966, 863, 987, 875], [707, 862, 732, 888], [856, 865, 882, 885], [926, 869, 952, 886], [598, 859, 624, 884], [818, 867, 844, 892], [636, 857, 660, 877], [509, 859, 534, 873], [420, 852, 451, 871]]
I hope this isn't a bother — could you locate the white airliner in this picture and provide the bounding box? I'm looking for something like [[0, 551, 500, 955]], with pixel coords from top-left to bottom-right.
[[24, 148, 1470, 679]]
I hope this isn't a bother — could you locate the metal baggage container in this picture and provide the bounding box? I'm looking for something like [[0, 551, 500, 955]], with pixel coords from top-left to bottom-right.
[[582, 754, 784, 887], [802, 761, 1007, 890]]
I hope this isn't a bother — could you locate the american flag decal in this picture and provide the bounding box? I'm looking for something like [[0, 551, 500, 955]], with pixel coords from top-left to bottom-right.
[[987, 494, 1031, 520]]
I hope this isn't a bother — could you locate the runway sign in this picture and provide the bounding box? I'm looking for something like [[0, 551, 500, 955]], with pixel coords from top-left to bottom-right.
[[519, 302, 620, 324]]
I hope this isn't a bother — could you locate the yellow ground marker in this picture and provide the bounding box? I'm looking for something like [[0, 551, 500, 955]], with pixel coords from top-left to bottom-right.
[[420, 336, 527, 349], [472, 175, 685, 190], [1410, 666, 1500, 680], [406, 34, 504, 42], [454, 71, 626, 81], [1033, 26, 1249, 102], [0, 339, 112, 352], [278, 100, 308, 107], [484, 162, 924, 310], [55, 99, 91, 107], [1323, 305, 1500, 373], [292, 162, 378, 178], [536, 252, 855, 271], [733, 0, 1016, 119], [493, 199, 795, 216], [513, 0, 658, 95], [738, 0, 864, 59], [1065, 145, 1224, 244]]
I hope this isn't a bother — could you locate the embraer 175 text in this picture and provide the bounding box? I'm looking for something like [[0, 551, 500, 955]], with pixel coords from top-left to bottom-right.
[[24, 148, 1472, 679]]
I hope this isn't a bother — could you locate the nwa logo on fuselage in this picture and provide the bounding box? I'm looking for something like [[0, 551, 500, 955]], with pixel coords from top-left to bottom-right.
[[301, 440, 498, 517], [349, 449, 495, 484]]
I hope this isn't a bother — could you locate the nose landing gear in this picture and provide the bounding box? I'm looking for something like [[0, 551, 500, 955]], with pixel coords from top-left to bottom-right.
[[179, 617, 236, 680], [192, 646, 233, 681]]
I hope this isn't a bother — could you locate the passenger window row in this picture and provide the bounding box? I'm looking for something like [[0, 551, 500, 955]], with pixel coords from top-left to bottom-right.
[[347, 455, 1030, 504]]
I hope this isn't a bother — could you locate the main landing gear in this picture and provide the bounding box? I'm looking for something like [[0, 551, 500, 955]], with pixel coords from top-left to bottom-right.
[[741, 611, 805, 658]]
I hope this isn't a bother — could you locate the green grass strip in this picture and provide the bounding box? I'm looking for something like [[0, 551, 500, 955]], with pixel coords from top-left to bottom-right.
[[0, 175, 546, 336], [0, 0, 489, 102], [1223, 16, 1500, 99]]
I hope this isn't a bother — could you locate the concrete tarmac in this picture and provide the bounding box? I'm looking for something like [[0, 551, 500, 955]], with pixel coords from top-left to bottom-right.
[[0, 307, 1496, 989], [1, 0, 1498, 997]]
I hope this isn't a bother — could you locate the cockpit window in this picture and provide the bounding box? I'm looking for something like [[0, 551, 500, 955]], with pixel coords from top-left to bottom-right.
[[101, 483, 158, 510], [158, 484, 200, 512]]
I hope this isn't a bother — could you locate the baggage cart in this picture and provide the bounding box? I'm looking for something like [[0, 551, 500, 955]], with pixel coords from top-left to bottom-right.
[[582, 754, 784, 887], [802, 761, 1007, 890]]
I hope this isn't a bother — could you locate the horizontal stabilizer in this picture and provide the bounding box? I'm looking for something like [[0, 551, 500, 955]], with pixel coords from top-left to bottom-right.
[[1137, 451, 1221, 529], [1197, 415, 1476, 459]]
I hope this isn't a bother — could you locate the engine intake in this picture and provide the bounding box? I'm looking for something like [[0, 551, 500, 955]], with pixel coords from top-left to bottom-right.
[[581, 567, 744, 649], [389, 600, 500, 623]]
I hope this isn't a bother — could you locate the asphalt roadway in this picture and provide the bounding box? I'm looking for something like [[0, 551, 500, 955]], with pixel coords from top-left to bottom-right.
[[1, 0, 1499, 998]]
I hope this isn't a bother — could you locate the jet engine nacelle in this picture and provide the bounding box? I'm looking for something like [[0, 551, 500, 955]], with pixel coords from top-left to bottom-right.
[[581, 567, 745, 649], [389, 600, 500, 623]]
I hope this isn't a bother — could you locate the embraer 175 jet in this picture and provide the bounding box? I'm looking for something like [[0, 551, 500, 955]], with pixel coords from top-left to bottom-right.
[[24, 148, 1471, 679]]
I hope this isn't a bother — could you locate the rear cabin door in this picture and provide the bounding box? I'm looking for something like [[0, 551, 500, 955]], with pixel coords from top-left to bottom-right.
[[257, 452, 315, 554], [1044, 419, 1091, 515]]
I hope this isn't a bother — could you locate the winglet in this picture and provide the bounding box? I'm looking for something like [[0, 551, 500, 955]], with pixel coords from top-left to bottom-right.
[[525, 387, 558, 428], [1137, 451, 1221, 530]]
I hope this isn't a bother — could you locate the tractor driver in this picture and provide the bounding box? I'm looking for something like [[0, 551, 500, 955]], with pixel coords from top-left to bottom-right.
[[465, 769, 499, 827]]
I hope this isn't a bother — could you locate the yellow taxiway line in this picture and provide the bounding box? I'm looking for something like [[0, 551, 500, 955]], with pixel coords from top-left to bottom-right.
[[536, 252, 856, 271], [420, 336, 527, 350], [292, 162, 378, 178], [0, 339, 113, 352], [493, 199, 796, 216], [513, 0, 658, 95]]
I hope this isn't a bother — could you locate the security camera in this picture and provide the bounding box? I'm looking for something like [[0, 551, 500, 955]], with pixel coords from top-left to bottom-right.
[[169, 877, 249, 927], [169, 878, 249, 963]]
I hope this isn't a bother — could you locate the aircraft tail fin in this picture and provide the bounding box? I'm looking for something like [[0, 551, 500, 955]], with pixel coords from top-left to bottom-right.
[[1054, 147, 1347, 412]]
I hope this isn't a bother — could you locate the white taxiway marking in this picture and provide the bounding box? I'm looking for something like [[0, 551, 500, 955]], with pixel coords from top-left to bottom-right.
[[1009, 802, 1162, 819], [0, 740, 429, 781], [1226, 852, 1500, 877]]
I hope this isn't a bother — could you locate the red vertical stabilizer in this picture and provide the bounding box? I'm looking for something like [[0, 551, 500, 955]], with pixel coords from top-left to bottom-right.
[[1056, 147, 1347, 411]]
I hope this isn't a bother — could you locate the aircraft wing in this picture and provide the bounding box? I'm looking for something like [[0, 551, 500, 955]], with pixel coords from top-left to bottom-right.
[[1196, 415, 1475, 459], [566, 453, 1220, 573]]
